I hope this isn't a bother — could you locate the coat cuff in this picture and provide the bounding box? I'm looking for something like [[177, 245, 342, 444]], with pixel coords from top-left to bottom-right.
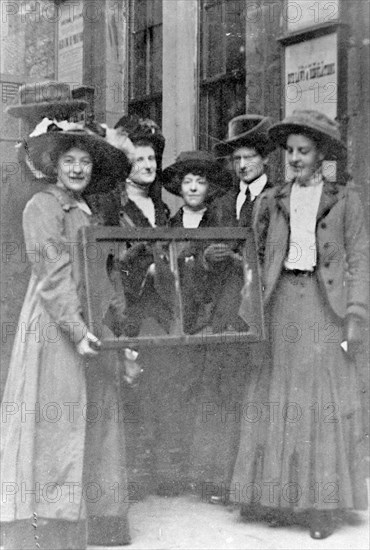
[[60, 319, 90, 344], [347, 302, 368, 322]]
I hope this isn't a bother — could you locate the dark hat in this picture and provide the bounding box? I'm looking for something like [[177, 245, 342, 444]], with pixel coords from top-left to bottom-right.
[[162, 150, 233, 197], [5, 81, 87, 120], [24, 121, 132, 195], [268, 110, 347, 160], [114, 114, 165, 158], [213, 114, 275, 157]]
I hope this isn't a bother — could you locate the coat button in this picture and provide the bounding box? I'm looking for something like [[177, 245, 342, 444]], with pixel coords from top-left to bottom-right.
[[321, 222, 327, 229], [327, 279, 333, 285], [324, 262, 330, 268], [323, 242, 329, 249]]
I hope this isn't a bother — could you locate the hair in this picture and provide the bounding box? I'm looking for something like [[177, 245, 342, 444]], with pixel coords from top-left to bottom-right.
[[178, 166, 209, 181], [131, 138, 156, 153], [283, 130, 329, 157], [235, 141, 271, 159]]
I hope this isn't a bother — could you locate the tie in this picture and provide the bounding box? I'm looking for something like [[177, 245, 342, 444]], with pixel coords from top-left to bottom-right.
[[239, 185, 253, 227]]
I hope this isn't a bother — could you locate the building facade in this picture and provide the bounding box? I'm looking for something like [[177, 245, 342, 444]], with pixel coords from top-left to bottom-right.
[[1, 0, 369, 488]]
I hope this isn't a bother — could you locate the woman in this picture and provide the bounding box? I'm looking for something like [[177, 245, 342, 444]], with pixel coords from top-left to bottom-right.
[[231, 110, 369, 538], [102, 115, 172, 339], [163, 151, 250, 499], [163, 150, 231, 229], [0, 121, 132, 549], [162, 150, 233, 334]]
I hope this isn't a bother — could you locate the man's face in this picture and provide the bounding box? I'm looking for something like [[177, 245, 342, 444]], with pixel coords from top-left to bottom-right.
[[129, 145, 157, 187], [232, 146, 267, 184]]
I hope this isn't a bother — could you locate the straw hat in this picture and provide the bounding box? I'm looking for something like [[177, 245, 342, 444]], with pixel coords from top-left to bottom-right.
[[6, 81, 87, 120], [23, 120, 132, 194], [268, 110, 346, 160], [213, 114, 276, 158], [161, 150, 233, 197]]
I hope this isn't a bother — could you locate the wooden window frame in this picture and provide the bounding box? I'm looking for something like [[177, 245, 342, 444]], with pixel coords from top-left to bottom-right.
[[128, 0, 163, 123], [79, 226, 266, 349], [198, 0, 246, 150]]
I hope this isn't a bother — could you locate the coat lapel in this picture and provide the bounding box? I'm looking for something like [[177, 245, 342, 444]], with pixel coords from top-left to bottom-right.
[[275, 179, 340, 223], [275, 181, 293, 220], [316, 179, 340, 222]]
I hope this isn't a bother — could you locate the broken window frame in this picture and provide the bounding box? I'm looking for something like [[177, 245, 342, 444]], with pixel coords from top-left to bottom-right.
[[78, 226, 266, 349]]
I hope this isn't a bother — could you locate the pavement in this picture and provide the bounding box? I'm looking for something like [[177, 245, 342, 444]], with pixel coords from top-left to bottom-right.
[[89, 493, 369, 550]]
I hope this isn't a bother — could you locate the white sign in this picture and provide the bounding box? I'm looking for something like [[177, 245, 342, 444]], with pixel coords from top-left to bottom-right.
[[285, 33, 338, 179], [286, 0, 339, 33], [57, 1, 84, 85], [285, 32, 337, 118]]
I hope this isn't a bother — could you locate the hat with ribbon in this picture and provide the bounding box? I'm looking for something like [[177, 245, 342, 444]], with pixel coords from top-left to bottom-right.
[[161, 150, 233, 198], [268, 110, 346, 160], [21, 118, 132, 194], [6, 81, 87, 120], [213, 114, 276, 158]]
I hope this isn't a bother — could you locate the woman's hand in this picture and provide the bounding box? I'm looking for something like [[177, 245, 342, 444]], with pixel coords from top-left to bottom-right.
[[76, 331, 101, 357]]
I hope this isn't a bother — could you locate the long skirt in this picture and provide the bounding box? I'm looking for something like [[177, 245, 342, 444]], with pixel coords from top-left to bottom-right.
[[231, 270, 368, 512]]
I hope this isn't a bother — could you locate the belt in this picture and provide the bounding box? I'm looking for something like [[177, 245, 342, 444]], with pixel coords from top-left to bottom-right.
[[283, 268, 315, 277]]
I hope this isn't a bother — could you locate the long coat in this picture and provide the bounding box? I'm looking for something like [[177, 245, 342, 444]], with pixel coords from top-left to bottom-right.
[[1, 186, 90, 522], [231, 179, 369, 511], [0, 186, 129, 535], [256, 179, 369, 320]]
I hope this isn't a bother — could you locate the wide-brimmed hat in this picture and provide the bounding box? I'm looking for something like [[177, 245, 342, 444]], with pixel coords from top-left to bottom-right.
[[114, 114, 165, 159], [23, 120, 132, 194], [213, 114, 275, 158], [6, 81, 87, 120], [268, 110, 347, 160], [161, 150, 233, 197]]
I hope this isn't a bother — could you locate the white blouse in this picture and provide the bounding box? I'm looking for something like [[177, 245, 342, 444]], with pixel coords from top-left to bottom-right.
[[284, 177, 323, 271], [182, 206, 207, 228]]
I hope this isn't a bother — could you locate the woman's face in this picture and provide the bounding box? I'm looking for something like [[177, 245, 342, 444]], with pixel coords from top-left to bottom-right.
[[286, 134, 324, 184], [57, 147, 93, 194], [181, 173, 210, 210], [129, 145, 157, 188]]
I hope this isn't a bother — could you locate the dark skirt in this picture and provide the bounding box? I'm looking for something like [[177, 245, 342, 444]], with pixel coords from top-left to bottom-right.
[[231, 270, 368, 512]]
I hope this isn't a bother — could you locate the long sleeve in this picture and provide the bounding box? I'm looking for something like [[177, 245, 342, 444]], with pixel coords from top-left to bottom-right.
[[344, 184, 369, 320], [22, 193, 89, 343]]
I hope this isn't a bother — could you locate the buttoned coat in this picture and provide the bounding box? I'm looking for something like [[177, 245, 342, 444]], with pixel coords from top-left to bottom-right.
[[255, 179, 369, 320]]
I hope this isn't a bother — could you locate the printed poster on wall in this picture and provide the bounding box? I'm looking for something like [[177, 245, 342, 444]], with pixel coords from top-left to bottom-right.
[[285, 32, 338, 179], [57, 0, 84, 86]]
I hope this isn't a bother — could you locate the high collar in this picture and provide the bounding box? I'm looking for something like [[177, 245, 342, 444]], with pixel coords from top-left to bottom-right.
[[276, 178, 340, 222], [239, 173, 268, 197], [125, 178, 151, 199], [44, 184, 90, 211]]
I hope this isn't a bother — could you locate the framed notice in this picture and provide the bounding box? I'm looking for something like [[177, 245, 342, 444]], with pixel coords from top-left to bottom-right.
[[78, 226, 265, 349], [57, 0, 84, 85], [285, 32, 337, 119]]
